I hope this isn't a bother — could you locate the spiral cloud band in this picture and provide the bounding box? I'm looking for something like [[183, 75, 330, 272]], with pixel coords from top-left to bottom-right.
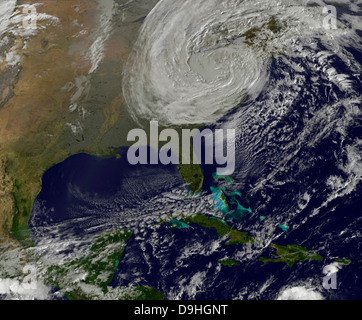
[[123, 0, 342, 126]]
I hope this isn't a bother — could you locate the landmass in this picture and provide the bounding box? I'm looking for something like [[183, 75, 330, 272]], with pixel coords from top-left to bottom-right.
[[259, 244, 323, 267], [218, 259, 241, 267]]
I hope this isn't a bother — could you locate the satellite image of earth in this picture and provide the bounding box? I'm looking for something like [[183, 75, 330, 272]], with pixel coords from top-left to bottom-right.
[[0, 0, 361, 300]]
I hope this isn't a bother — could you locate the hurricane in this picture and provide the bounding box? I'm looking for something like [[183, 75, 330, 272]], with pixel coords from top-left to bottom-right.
[[2, 0, 362, 300], [122, 0, 352, 126]]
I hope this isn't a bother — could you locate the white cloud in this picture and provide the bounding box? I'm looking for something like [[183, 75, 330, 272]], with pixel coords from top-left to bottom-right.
[[323, 262, 341, 277], [0, 278, 53, 300], [277, 286, 324, 300]]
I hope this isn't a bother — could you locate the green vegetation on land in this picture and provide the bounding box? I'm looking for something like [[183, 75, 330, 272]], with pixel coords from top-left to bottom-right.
[[335, 259, 351, 265], [218, 259, 240, 267], [169, 219, 190, 229], [64, 285, 164, 301], [183, 213, 253, 245], [259, 244, 323, 267], [126, 286, 165, 300], [243, 16, 283, 46], [177, 163, 203, 193], [45, 227, 165, 300], [46, 228, 133, 298]]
